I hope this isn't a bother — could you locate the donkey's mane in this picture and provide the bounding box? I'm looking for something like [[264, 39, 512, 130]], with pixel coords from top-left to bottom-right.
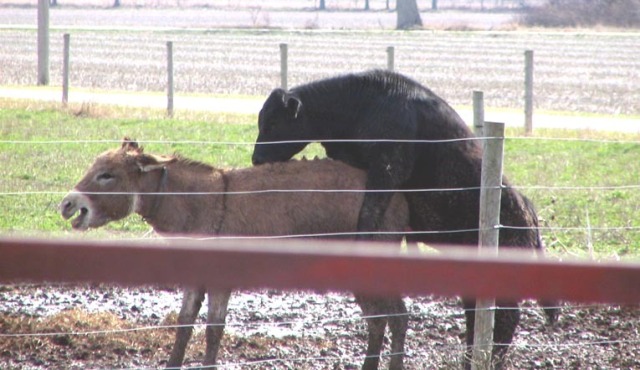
[[174, 155, 217, 172]]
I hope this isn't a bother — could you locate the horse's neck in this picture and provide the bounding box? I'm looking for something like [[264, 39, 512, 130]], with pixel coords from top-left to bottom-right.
[[138, 164, 226, 235], [295, 82, 363, 139], [296, 81, 345, 114]]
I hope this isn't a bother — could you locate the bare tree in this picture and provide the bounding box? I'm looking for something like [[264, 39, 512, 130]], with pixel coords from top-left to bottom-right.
[[319, 0, 325, 10], [113, 0, 120, 7], [397, 0, 422, 29]]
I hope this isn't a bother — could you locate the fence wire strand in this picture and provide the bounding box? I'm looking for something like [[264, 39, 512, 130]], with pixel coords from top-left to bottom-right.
[[5, 182, 640, 196], [0, 300, 609, 339], [2, 136, 639, 368], [3, 136, 640, 145]]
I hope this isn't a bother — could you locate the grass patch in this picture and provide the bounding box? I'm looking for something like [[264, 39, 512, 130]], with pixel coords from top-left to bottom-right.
[[1, 101, 639, 258], [0, 101, 257, 236], [504, 128, 640, 258]]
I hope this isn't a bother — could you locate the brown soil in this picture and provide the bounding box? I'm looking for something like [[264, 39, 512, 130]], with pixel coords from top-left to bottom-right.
[[1, 283, 639, 369]]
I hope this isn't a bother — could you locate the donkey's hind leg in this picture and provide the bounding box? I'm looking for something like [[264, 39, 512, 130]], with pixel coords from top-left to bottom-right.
[[166, 287, 205, 369], [355, 294, 388, 370], [202, 289, 232, 366], [386, 297, 408, 370]]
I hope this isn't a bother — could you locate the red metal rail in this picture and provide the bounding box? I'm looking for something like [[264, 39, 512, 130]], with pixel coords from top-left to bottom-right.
[[1, 237, 639, 304]]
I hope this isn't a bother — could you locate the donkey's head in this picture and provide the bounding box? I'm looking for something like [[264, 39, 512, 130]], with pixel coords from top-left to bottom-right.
[[60, 138, 175, 230]]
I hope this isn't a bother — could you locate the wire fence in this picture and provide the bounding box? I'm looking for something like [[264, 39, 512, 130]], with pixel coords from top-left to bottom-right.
[[0, 301, 612, 339], [2, 135, 640, 368], [3, 4, 640, 366], [3, 137, 640, 250], [2, 285, 638, 369]]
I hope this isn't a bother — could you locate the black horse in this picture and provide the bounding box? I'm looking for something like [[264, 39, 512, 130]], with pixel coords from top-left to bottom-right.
[[252, 69, 557, 369]]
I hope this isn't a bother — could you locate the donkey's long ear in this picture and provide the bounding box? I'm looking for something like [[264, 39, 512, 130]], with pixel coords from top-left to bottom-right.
[[284, 94, 302, 119], [122, 137, 142, 152], [135, 153, 176, 172]]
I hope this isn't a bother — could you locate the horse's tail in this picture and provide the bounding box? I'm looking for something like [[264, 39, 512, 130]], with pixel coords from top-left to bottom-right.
[[536, 229, 561, 324], [524, 195, 560, 325]]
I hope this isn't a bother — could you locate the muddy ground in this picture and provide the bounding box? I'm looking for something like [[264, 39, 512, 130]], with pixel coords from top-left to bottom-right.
[[1, 283, 639, 369]]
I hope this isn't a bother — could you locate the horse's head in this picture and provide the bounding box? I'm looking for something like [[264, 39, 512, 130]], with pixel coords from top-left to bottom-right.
[[59, 138, 175, 230], [251, 88, 311, 165]]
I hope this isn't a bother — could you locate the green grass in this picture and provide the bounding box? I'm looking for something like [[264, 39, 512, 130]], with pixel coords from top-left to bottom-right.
[[0, 101, 253, 236], [1, 100, 639, 259], [503, 130, 640, 259]]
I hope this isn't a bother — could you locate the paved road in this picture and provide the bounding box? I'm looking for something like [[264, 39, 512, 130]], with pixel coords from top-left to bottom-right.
[[1, 86, 638, 133]]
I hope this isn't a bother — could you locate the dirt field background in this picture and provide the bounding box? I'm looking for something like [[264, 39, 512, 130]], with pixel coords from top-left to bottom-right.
[[1, 0, 638, 116], [1, 28, 639, 116]]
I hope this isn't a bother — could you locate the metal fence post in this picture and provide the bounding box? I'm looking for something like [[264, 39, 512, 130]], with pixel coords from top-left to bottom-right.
[[37, 0, 50, 85], [167, 41, 174, 117], [471, 121, 505, 370], [280, 43, 288, 90], [62, 34, 70, 106], [387, 46, 395, 71], [524, 50, 534, 135], [473, 91, 484, 137]]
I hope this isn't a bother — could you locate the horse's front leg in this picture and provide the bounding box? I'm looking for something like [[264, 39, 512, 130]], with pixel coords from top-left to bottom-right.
[[355, 294, 387, 370], [357, 145, 414, 240], [202, 289, 232, 366]]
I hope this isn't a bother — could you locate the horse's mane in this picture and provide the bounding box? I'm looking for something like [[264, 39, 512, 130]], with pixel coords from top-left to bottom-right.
[[291, 69, 432, 105]]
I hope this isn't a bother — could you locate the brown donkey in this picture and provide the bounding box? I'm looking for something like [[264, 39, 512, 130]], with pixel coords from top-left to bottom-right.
[[60, 139, 410, 370]]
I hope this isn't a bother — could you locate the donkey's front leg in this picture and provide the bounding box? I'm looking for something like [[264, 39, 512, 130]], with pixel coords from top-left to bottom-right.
[[166, 287, 205, 369], [202, 289, 232, 366]]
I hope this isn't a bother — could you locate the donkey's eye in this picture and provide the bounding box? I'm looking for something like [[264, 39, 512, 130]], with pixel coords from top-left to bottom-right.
[[96, 173, 114, 181]]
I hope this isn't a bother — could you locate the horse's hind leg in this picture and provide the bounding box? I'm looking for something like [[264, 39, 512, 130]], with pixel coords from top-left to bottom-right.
[[386, 297, 408, 370], [166, 287, 205, 369], [462, 298, 520, 370], [202, 289, 232, 366], [355, 294, 387, 370], [491, 300, 520, 370]]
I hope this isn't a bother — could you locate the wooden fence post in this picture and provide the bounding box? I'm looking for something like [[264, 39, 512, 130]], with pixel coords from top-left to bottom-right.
[[62, 34, 70, 106], [471, 121, 505, 370], [473, 91, 484, 136], [386, 46, 394, 71], [524, 50, 534, 135], [167, 41, 174, 117], [37, 0, 50, 85], [280, 43, 288, 90]]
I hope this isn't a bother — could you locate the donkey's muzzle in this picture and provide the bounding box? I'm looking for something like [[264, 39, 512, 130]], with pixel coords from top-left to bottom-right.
[[59, 192, 93, 230], [60, 197, 81, 220]]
